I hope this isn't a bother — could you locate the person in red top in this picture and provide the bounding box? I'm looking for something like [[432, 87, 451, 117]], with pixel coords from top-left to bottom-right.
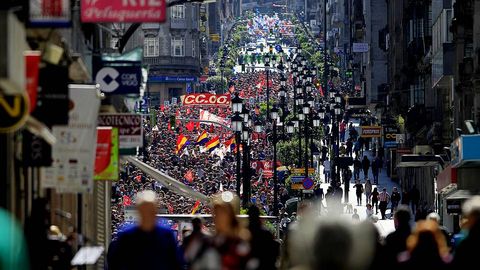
[[339, 121, 347, 142]]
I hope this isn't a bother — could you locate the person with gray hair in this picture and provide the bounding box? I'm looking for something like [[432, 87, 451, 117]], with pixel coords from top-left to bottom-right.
[[452, 196, 480, 268]]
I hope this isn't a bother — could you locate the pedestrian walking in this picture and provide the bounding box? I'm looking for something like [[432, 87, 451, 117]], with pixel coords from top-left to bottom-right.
[[353, 157, 362, 180], [409, 185, 420, 215], [390, 187, 401, 216], [362, 156, 370, 179], [248, 205, 279, 270], [365, 179, 372, 204], [323, 158, 331, 183], [340, 120, 346, 142], [182, 217, 209, 268], [379, 188, 390, 220], [384, 206, 412, 268], [354, 180, 364, 206], [346, 138, 353, 157], [370, 188, 379, 214]]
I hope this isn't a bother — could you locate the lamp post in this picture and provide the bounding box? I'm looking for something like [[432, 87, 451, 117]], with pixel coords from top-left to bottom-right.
[[231, 94, 243, 195], [220, 61, 226, 94], [303, 102, 310, 178], [270, 107, 280, 216], [241, 125, 251, 206]]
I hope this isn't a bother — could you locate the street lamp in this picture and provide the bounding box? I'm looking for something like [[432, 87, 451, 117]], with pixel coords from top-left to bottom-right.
[[241, 107, 249, 123], [329, 90, 336, 99], [280, 75, 286, 87], [231, 94, 243, 113], [265, 53, 271, 67], [254, 120, 263, 133], [279, 86, 286, 98], [241, 125, 251, 206], [292, 116, 299, 128], [334, 104, 342, 116], [307, 96, 315, 107], [270, 107, 279, 121], [298, 109, 305, 121], [231, 113, 243, 132], [313, 114, 321, 127], [302, 103, 310, 115], [335, 93, 342, 104], [296, 84, 303, 95], [287, 121, 295, 134], [318, 107, 326, 120]]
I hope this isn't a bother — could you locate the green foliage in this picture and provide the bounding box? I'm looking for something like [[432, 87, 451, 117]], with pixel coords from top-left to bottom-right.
[[277, 138, 311, 166], [206, 75, 227, 91]]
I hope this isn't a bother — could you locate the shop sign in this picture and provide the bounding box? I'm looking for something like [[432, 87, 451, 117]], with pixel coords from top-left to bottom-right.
[[0, 93, 29, 133], [94, 61, 141, 94], [360, 126, 381, 138], [98, 114, 143, 149], [396, 148, 413, 155], [29, 0, 71, 27], [34, 64, 69, 126], [81, 0, 166, 23], [41, 84, 100, 193], [149, 76, 198, 83], [451, 135, 480, 168], [94, 127, 119, 181], [353, 43, 369, 53], [25, 51, 41, 112], [183, 94, 231, 106], [396, 134, 406, 144], [22, 132, 52, 167], [383, 125, 399, 148]]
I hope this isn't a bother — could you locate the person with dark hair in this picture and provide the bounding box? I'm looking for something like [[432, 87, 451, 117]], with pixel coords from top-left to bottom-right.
[[452, 196, 480, 268], [362, 156, 370, 179], [384, 206, 412, 268], [247, 205, 279, 270], [409, 185, 420, 215], [107, 191, 183, 270], [182, 217, 209, 268]]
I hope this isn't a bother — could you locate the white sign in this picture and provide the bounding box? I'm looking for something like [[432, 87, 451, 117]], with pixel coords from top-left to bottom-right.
[[352, 43, 369, 53], [98, 114, 143, 149], [41, 84, 100, 193], [199, 109, 230, 127], [396, 134, 406, 144]]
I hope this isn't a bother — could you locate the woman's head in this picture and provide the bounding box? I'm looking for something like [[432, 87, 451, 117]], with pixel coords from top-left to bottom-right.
[[407, 220, 449, 259], [211, 192, 240, 236]]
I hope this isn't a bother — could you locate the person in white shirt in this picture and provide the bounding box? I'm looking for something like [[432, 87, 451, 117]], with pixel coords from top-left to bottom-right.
[[378, 188, 390, 220]]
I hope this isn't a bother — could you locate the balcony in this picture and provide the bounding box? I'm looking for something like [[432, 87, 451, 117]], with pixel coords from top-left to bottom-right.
[[144, 56, 201, 71], [171, 18, 187, 29]]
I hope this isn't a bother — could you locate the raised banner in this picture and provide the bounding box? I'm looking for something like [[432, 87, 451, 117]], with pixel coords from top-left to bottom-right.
[[199, 109, 230, 127], [41, 84, 101, 193], [81, 0, 166, 23], [183, 94, 231, 106], [94, 127, 119, 181], [29, 0, 71, 27]]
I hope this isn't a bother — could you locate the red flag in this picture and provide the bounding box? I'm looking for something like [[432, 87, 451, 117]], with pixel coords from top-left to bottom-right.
[[160, 105, 165, 112], [209, 124, 214, 133], [196, 122, 200, 130], [167, 203, 174, 214], [135, 175, 142, 182], [186, 121, 195, 131], [123, 195, 132, 206], [184, 170, 194, 183]]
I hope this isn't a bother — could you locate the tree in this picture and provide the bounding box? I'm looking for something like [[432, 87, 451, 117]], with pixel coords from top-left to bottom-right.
[[277, 138, 311, 167], [206, 76, 227, 92]]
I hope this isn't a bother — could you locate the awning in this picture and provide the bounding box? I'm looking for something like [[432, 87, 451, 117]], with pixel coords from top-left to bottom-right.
[[396, 161, 440, 168]]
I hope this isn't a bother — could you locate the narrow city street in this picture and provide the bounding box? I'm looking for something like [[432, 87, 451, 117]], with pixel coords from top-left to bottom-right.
[[1, 1, 480, 270]]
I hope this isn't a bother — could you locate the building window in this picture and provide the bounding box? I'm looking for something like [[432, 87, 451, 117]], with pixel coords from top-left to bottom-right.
[[144, 37, 159, 57], [171, 5, 185, 19], [171, 37, 185, 57]]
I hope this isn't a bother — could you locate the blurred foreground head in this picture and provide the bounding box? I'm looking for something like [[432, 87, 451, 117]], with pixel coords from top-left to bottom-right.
[[288, 201, 375, 270], [211, 191, 241, 236], [135, 190, 158, 231], [462, 195, 480, 229]]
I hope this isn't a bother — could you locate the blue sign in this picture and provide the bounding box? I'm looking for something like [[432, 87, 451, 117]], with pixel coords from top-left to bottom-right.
[[275, 44, 282, 52], [303, 177, 314, 190], [94, 61, 142, 95], [149, 76, 198, 83], [291, 176, 304, 183], [384, 141, 398, 148], [451, 135, 480, 168]]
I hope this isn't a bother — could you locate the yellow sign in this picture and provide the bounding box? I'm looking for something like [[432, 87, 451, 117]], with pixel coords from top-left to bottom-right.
[[291, 183, 304, 190], [0, 93, 29, 133], [291, 168, 315, 175], [360, 126, 382, 138]]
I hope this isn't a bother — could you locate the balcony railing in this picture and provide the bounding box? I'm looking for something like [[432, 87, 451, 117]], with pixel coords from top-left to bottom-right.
[[171, 18, 187, 29], [144, 56, 201, 69]]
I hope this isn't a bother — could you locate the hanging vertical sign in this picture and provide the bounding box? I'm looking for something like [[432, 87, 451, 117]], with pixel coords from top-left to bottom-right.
[[25, 51, 41, 112], [41, 84, 101, 193], [94, 127, 119, 181]]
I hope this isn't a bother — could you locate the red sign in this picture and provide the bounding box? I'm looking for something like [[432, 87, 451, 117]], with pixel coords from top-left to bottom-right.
[[200, 75, 208, 83], [81, 0, 166, 23], [183, 94, 231, 106], [95, 127, 113, 174], [25, 51, 41, 112]]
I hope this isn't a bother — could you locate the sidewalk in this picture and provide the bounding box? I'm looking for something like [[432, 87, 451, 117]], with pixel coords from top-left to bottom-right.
[[319, 150, 399, 237]]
